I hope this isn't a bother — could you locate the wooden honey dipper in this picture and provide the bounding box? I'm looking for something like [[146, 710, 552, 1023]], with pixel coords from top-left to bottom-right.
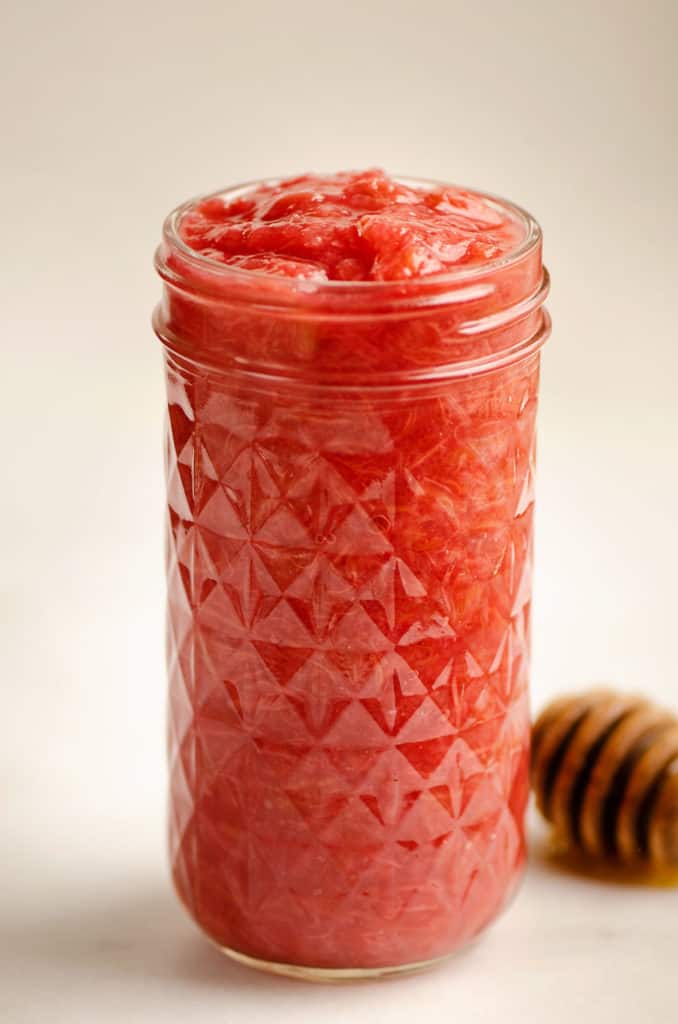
[[532, 690, 678, 868]]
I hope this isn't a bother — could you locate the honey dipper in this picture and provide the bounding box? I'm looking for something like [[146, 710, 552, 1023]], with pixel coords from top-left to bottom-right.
[[532, 690, 678, 868]]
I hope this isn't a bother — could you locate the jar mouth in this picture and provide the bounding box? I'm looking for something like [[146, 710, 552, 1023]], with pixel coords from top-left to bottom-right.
[[155, 175, 550, 384], [156, 175, 542, 313]]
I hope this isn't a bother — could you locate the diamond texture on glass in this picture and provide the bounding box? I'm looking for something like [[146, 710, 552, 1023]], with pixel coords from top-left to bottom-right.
[[166, 357, 537, 969]]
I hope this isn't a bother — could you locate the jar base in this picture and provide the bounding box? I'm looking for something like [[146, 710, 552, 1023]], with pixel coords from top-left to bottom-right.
[[215, 943, 459, 982]]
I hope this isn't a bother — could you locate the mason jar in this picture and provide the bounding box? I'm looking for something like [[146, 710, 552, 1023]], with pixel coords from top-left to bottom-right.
[[153, 177, 550, 979]]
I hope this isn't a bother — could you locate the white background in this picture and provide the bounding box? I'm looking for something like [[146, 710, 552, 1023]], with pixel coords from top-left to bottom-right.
[[2, 1, 677, 1021]]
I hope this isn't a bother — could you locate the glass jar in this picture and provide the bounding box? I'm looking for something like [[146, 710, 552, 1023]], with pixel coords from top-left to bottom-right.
[[153, 178, 550, 979]]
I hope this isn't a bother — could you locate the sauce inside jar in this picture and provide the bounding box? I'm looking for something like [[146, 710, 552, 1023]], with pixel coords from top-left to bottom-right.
[[158, 170, 548, 974]]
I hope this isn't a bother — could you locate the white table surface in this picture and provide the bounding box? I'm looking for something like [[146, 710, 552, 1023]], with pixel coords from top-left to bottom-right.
[[3, 813, 677, 1024]]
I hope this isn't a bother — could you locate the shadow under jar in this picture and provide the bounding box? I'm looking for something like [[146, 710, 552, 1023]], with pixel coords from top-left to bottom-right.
[[153, 176, 550, 980]]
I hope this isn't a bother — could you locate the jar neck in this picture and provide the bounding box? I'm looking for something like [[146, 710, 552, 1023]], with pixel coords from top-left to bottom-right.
[[154, 191, 550, 385]]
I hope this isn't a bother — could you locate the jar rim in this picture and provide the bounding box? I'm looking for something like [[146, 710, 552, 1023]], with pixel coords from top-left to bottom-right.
[[156, 174, 542, 310]]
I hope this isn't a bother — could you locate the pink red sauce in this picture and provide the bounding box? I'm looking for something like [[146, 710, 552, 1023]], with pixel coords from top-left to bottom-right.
[[159, 171, 546, 971], [178, 169, 525, 282]]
